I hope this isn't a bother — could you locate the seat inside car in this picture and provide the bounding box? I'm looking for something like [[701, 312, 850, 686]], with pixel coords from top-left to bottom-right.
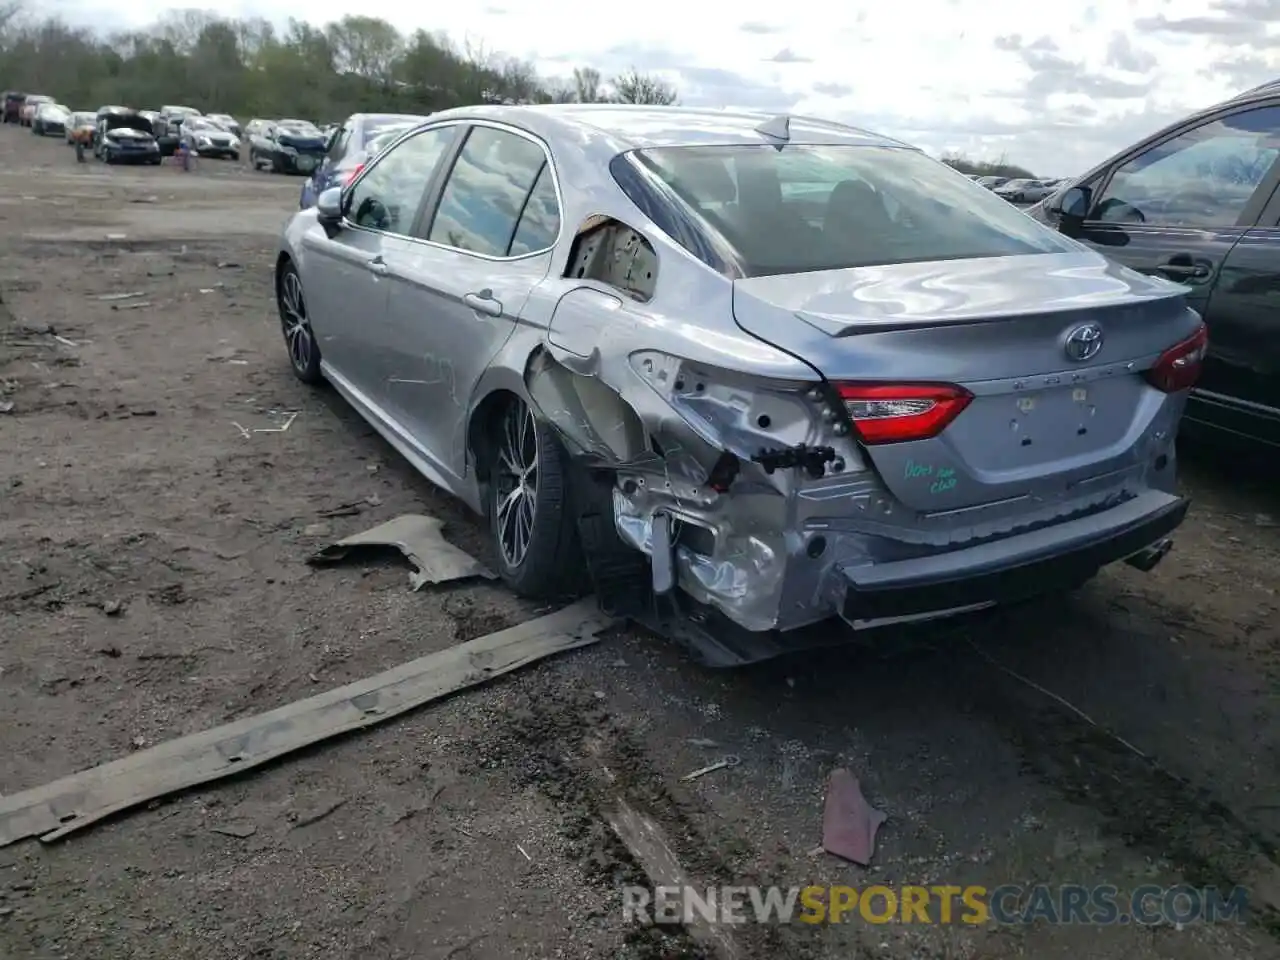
[[823, 178, 897, 260]]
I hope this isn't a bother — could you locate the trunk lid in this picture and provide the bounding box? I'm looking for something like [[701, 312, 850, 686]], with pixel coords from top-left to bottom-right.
[[732, 251, 1201, 512]]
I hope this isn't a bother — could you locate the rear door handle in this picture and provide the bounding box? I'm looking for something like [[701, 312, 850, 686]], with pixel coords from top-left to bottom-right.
[[1158, 255, 1212, 281], [463, 290, 503, 317], [367, 255, 388, 277]]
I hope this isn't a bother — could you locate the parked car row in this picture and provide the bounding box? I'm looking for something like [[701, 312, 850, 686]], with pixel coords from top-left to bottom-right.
[[965, 173, 1071, 204], [4, 93, 249, 162]]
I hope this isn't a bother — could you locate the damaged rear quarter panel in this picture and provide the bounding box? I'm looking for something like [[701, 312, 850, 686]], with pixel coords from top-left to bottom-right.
[[508, 200, 881, 631], [465, 139, 876, 634]]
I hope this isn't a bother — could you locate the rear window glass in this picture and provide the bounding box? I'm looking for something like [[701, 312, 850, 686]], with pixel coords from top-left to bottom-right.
[[362, 118, 415, 145], [625, 144, 1075, 277]]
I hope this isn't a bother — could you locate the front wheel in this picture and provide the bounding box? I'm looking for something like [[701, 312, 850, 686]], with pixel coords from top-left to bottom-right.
[[230, 152, 239, 162], [277, 261, 322, 384], [486, 399, 585, 600]]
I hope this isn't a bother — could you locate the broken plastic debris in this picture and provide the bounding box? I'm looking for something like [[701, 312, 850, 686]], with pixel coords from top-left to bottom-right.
[[307, 514, 495, 590], [821, 768, 887, 866]]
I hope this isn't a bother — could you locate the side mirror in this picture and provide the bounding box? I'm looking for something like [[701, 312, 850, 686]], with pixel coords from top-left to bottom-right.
[[316, 186, 345, 224], [1057, 185, 1091, 237]]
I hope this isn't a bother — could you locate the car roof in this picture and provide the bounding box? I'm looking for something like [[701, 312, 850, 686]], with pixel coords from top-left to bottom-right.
[[353, 112, 425, 126], [415, 104, 913, 159]]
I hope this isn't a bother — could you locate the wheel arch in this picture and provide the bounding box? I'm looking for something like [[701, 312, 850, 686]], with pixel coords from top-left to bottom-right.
[[467, 379, 527, 486], [274, 251, 294, 296]]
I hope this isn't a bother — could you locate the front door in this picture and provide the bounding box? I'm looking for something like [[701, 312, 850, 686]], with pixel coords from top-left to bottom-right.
[[386, 123, 562, 477], [298, 222, 389, 398], [1065, 102, 1280, 433], [1196, 222, 1280, 444]]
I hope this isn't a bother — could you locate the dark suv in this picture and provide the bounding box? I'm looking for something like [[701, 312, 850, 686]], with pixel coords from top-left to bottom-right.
[[1028, 83, 1280, 448], [2, 91, 26, 124]]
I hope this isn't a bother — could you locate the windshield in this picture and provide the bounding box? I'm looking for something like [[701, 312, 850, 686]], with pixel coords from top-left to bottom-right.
[[186, 119, 218, 132], [72, 112, 94, 124], [628, 144, 1076, 277], [280, 124, 319, 137]]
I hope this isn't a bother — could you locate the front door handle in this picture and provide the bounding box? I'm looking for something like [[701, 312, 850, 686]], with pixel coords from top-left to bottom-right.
[[463, 290, 503, 317], [367, 255, 389, 277], [1158, 254, 1212, 281]]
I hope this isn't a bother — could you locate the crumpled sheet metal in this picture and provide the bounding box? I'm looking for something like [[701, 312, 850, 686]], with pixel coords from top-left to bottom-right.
[[308, 514, 495, 590], [822, 767, 888, 866]]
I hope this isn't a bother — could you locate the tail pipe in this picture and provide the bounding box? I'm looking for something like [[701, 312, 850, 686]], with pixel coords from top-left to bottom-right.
[[1124, 537, 1174, 573]]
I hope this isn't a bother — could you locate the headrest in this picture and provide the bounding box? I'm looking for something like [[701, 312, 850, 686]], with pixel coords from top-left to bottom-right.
[[675, 156, 736, 204]]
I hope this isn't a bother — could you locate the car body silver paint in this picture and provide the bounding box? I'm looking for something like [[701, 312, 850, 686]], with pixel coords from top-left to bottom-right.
[[278, 104, 1196, 641]]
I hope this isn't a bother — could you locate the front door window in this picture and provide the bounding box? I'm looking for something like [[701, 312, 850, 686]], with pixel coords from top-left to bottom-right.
[[1093, 105, 1280, 227]]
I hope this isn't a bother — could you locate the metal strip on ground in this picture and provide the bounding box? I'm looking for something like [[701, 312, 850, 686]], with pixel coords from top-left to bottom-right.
[[0, 599, 613, 847]]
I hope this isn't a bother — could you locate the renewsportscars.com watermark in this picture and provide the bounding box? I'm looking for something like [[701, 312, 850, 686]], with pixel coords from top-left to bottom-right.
[[622, 884, 1249, 926]]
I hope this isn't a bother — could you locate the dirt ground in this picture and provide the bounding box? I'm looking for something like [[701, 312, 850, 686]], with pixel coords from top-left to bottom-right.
[[2, 124, 1280, 960]]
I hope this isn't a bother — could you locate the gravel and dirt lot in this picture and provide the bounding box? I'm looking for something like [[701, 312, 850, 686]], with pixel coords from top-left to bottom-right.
[[2, 125, 1280, 960]]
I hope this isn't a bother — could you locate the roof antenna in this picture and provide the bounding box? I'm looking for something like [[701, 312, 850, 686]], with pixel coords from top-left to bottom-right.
[[755, 114, 790, 150]]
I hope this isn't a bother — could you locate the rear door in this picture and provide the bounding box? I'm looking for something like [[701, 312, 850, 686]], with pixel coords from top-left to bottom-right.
[[1065, 103, 1280, 423], [390, 122, 561, 475], [1191, 190, 1280, 444]]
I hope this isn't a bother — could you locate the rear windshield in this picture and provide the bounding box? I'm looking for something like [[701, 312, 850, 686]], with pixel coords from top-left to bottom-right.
[[361, 117, 416, 145], [628, 144, 1075, 277]]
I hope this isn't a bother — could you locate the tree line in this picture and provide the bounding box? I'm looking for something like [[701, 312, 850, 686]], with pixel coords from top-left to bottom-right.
[[940, 151, 1037, 181], [0, 3, 679, 123]]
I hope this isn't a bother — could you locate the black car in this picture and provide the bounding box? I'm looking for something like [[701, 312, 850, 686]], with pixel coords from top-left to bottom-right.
[[248, 119, 327, 175], [95, 111, 162, 165], [1028, 85, 1280, 447], [2, 91, 26, 124]]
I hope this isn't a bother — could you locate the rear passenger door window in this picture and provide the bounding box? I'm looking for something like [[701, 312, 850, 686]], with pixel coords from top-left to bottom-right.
[[509, 165, 561, 255], [426, 126, 554, 256], [346, 126, 458, 235], [1093, 105, 1280, 227]]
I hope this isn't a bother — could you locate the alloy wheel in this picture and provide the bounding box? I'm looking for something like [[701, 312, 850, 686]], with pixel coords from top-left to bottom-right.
[[494, 400, 539, 568], [278, 269, 313, 374]]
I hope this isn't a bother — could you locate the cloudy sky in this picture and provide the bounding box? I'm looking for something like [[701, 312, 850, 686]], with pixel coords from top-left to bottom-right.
[[42, 0, 1280, 175]]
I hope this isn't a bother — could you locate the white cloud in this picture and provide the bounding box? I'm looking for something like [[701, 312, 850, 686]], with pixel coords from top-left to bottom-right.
[[38, 0, 1280, 175]]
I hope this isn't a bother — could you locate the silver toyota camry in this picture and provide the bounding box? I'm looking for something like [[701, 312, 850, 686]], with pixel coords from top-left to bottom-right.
[[274, 104, 1205, 666]]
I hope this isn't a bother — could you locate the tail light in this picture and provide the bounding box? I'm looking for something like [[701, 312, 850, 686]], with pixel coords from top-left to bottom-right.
[[343, 163, 364, 185], [835, 383, 973, 445], [1144, 323, 1207, 393]]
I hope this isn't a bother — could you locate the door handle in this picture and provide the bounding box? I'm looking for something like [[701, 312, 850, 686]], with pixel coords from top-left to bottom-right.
[[367, 255, 388, 276], [463, 290, 503, 317], [1158, 255, 1212, 281]]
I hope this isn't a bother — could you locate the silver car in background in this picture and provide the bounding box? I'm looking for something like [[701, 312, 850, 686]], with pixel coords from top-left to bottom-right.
[[273, 105, 1203, 665]]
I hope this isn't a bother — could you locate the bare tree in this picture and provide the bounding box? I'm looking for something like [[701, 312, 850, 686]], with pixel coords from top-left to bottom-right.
[[572, 66, 602, 103], [608, 68, 677, 105]]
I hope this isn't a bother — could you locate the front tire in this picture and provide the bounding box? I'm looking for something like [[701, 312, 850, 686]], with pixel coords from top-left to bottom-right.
[[486, 399, 585, 600], [277, 261, 322, 384]]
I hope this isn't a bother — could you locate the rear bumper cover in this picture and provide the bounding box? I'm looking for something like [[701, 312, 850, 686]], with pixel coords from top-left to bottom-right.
[[841, 490, 1189, 621]]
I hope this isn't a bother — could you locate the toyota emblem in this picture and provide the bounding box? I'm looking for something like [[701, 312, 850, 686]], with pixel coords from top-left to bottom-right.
[[1064, 323, 1104, 362]]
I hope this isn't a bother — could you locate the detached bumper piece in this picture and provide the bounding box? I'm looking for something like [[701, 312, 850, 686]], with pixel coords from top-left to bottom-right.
[[841, 491, 1189, 622]]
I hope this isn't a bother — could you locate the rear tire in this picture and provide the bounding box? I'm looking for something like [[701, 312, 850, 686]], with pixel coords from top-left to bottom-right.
[[485, 398, 586, 600]]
